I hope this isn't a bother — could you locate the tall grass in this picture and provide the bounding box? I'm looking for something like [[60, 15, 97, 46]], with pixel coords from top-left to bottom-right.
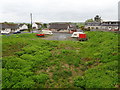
[[2, 31, 118, 88]]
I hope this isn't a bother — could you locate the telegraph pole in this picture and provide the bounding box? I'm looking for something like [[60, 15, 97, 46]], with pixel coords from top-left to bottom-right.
[[30, 13, 33, 33]]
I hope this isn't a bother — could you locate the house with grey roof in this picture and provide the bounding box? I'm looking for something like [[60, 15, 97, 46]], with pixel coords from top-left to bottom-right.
[[0, 23, 20, 34], [19, 24, 28, 30], [49, 23, 77, 32], [101, 21, 119, 31], [85, 21, 119, 31], [85, 15, 102, 30], [85, 22, 101, 29], [85, 15, 119, 31], [32, 22, 42, 29], [49, 23, 69, 30]]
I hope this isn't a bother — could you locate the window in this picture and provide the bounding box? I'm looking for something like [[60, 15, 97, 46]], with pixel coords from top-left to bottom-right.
[[74, 34, 77, 36], [2, 28, 5, 30], [96, 27, 98, 29]]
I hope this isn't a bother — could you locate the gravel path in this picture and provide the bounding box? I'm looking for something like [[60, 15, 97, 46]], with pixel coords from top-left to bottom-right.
[[42, 32, 78, 41]]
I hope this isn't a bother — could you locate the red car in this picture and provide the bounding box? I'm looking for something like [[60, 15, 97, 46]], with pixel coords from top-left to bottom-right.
[[36, 34, 45, 37]]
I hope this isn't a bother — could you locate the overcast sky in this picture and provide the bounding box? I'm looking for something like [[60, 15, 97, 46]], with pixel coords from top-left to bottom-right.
[[0, 0, 119, 23]]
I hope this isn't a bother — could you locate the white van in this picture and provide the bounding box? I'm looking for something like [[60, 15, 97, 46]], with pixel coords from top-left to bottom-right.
[[71, 32, 85, 38], [42, 30, 53, 35]]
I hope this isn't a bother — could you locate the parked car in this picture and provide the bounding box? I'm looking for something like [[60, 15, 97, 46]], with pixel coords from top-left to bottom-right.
[[42, 30, 53, 35], [36, 34, 45, 37], [13, 31, 21, 34]]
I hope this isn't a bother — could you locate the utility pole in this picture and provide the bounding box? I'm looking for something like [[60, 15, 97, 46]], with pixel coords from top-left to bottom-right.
[[30, 13, 33, 33], [118, 1, 120, 31]]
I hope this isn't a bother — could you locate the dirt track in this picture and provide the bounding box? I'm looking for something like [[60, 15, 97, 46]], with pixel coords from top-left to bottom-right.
[[42, 32, 78, 41]]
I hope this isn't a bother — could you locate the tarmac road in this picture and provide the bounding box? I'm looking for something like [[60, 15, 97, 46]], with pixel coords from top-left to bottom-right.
[[1, 31, 78, 41], [42, 32, 78, 41]]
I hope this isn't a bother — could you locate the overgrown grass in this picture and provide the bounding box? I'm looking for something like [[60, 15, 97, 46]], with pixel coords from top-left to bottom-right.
[[2, 31, 119, 88]]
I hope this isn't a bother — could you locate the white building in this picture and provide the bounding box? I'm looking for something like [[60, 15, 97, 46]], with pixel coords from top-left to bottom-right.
[[101, 21, 119, 31], [85, 15, 119, 31], [0, 23, 20, 34], [32, 22, 42, 29], [19, 24, 28, 30]]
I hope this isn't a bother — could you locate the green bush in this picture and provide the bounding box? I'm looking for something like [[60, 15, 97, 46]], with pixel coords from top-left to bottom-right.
[[12, 78, 35, 88], [2, 69, 34, 88], [20, 54, 36, 61], [74, 61, 118, 88], [14, 51, 25, 56], [32, 74, 49, 84], [2, 56, 32, 70], [22, 45, 39, 54], [74, 76, 85, 88], [2, 32, 118, 88], [53, 70, 72, 81]]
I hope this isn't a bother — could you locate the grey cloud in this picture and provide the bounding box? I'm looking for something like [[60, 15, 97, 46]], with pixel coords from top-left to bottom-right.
[[0, 0, 119, 23]]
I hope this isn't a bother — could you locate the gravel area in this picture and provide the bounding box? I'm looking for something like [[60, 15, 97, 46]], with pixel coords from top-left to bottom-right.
[[42, 32, 78, 41]]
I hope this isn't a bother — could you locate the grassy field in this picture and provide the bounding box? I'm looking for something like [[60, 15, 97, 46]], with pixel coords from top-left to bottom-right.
[[2, 31, 119, 88]]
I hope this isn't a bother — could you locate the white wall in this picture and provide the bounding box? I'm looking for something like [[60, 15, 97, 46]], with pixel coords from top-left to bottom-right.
[[32, 23, 38, 29], [85, 26, 101, 29], [19, 24, 28, 30], [1, 29, 11, 34]]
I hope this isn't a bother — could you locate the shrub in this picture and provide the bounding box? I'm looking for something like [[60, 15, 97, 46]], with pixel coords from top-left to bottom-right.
[[20, 54, 36, 61], [2, 69, 34, 88], [2, 32, 118, 88], [74, 61, 118, 88], [2, 56, 32, 70], [53, 70, 72, 81], [22, 46, 39, 54], [32, 74, 49, 84], [12, 78, 35, 88], [74, 76, 85, 88], [14, 51, 25, 57]]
